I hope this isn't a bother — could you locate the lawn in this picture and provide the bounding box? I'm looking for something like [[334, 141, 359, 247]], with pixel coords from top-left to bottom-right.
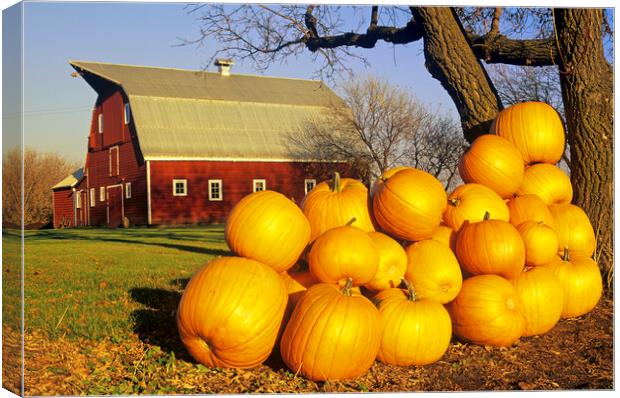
[[1, 226, 614, 395]]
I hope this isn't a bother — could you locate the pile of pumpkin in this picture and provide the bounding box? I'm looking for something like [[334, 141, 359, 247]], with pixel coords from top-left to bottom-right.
[[176, 101, 602, 382]]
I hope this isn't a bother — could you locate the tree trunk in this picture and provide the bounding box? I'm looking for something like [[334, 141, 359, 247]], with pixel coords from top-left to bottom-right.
[[412, 7, 503, 142], [554, 9, 614, 286]]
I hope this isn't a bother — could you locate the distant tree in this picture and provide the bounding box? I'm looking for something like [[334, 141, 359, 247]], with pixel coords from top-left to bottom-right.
[[2, 148, 80, 227]]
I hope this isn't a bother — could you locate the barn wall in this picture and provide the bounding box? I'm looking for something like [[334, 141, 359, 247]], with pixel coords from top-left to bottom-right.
[[52, 189, 75, 228]]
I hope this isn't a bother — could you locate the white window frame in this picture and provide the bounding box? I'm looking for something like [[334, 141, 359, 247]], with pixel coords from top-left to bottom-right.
[[173, 179, 187, 197], [109, 146, 119, 176], [89, 188, 96, 207], [208, 179, 223, 201], [76, 191, 82, 209], [98, 113, 104, 134], [125, 182, 132, 199], [100, 186, 106, 202], [304, 179, 317, 195], [253, 179, 266, 192], [124, 103, 131, 125]]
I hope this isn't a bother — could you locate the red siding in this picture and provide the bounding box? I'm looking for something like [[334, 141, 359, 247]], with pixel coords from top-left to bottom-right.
[[53, 188, 75, 228]]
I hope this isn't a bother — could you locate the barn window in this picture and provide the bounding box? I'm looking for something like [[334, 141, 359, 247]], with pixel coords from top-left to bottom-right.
[[304, 179, 317, 195], [100, 187, 105, 202], [209, 179, 223, 201], [173, 179, 187, 196], [109, 146, 119, 176], [89, 188, 95, 207], [125, 182, 132, 199], [76, 192, 82, 209], [253, 179, 266, 192], [98, 113, 104, 134], [124, 103, 131, 125]]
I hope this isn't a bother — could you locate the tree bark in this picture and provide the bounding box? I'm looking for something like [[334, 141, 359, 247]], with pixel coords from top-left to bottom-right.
[[554, 9, 613, 285], [412, 7, 503, 142]]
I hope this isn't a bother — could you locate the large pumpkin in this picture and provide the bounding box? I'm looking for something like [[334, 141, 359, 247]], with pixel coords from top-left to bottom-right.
[[373, 281, 452, 366], [280, 282, 382, 381], [455, 212, 525, 279], [177, 257, 288, 369], [404, 239, 462, 304], [549, 203, 596, 258], [301, 172, 375, 242], [372, 167, 447, 241], [544, 248, 602, 319], [517, 220, 560, 266], [458, 134, 524, 198], [447, 274, 525, 347], [309, 224, 379, 286], [490, 101, 565, 165], [226, 190, 311, 273], [443, 183, 510, 231], [517, 164, 573, 205], [511, 266, 564, 336], [364, 232, 408, 292], [507, 193, 555, 228]]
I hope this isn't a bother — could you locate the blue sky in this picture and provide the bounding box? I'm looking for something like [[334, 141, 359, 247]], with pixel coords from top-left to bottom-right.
[[3, 1, 458, 163]]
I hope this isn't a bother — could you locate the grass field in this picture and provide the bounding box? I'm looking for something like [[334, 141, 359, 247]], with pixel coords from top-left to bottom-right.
[[1, 226, 614, 395]]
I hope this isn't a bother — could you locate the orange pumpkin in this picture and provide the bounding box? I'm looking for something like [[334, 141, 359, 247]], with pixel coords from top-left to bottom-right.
[[308, 224, 379, 286], [226, 190, 311, 273], [447, 274, 525, 347], [458, 134, 525, 198], [491, 101, 566, 165], [177, 257, 287, 369], [373, 281, 452, 366], [510, 266, 564, 336], [544, 248, 602, 318], [443, 183, 510, 231], [364, 232, 408, 292], [280, 282, 382, 381], [517, 164, 573, 205], [431, 225, 457, 252], [370, 166, 410, 199], [404, 239, 462, 304], [455, 212, 525, 279], [372, 167, 447, 241], [549, 203, 596, 258], [517, 220, 560, 266], [507, 193, 555, 228], [301, 172, 375, 242]]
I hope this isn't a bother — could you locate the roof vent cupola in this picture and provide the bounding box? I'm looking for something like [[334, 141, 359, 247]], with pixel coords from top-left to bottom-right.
[[214, 59, 234, 76]]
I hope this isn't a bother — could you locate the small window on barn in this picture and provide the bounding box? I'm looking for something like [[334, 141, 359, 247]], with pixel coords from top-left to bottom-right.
[[173, 179, 187, 196], [100, 187, 105, 202], [76, 192, 82, 209], [253, 179, 266, 192], [209, 179, 223, 201], [89, 188, 96, 207], [98, 113, 104, 134], [125, 182, 132, 199], [304, 179, 317, 195], [124, 103, 131, 125]]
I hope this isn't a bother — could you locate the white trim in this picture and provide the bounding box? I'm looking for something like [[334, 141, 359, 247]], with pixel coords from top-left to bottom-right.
[[98, 113, 104, 134], [304, 178, 317, 195], [125, 182, 132, 199], [72, 188, 77, 226], [123, 103, 131, 124], [99, 186, 105, 202], [76, 190, 82, 209], [109, 145, 119, 176], [208, 179, 223, 201], [144, 156, 345, 163], [173, 179, 188, 196], [253, 179, 266, 192], [146, 160, 152, 225], [89, 188, 96, 207], [106, 184, 125, 225]]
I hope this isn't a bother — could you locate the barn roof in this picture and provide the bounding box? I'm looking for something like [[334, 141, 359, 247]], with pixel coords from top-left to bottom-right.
[[52, 168, 84, 190], [69, 60, 345, 160]]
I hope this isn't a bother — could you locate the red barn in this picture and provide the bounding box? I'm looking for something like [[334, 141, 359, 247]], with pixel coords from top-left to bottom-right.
[[52, 60, 356, 228]]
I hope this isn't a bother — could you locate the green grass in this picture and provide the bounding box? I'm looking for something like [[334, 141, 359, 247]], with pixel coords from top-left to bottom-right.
[[3, 226, 228, 341]]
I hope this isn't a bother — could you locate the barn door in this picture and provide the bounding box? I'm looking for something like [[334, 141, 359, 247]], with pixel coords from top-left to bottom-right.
[[107, 185, 124, 228], [76, 191, 88, 227]]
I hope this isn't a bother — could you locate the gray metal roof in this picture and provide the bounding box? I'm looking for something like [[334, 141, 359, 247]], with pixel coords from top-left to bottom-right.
[[52, 168, 84, 190], [69, 61, 344, 160]]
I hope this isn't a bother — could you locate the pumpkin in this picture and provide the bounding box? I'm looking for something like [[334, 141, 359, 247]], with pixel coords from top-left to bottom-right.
[[308, 224, 379, 286], [447, 274, 525, 347], [455, 212, 525, 279], [373, 280, 452, 366], [226, 190, 311, 273], [370, 166, 410, 199], [517, 164, 573, 205], [372, 167, 447, 241], [443, 183, 510, 231], [280, 281, 382, 381], [510, 266, 564, 336], [404, 239, 462, 304], [544, 248, 602, 318], [364, 232, 408, 292], [507, 193, 555, 228], [517, 220, 559, 266], [549, 203, 596, 258], [280, 268, 317, 318], [177, 257, 287, 369], [490, 101, 566, 165], [431, 225, 457, 252], [458, 134, 525, 198], [301, 172, 375, 242]]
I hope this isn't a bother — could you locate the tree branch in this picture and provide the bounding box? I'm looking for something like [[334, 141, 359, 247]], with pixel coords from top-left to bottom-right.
[[468, 33, 560, 66]]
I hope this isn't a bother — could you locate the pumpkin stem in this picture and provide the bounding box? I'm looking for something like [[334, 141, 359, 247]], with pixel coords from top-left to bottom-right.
[[401, 278, 417, 301], [332, 172, 342, 193], [345, 217, 357, 226], [448, 198, 460, 207], [342, 278, 353, 296], [483, 211, 491, 220], [562, 246, 570, 262]]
